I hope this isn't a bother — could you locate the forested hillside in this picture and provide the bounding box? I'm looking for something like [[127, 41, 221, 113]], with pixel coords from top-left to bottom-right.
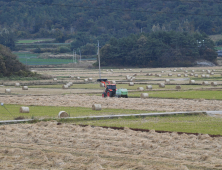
[[0, 45, 32, 77], [0, 0, 222, 49], [99, 31, 217, 67]]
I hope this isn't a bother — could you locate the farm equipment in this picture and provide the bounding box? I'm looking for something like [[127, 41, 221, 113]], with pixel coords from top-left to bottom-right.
[[97, 79, 128, 98]]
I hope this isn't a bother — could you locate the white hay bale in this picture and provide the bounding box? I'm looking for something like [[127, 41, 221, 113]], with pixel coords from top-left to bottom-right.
[[129, 69, 132, 71], [161, 71, 164, 73], [211, 82, 217, 86], [146, 85, 152, 90], [206, 70, 211, 74], [184, 70, 188, 73], [62, 85, 69, 89], [180, 68, 183, 70], [88, 78, 93, 82], [202, 70, 205, 72], [106, 70, 109, 72], [69, 75, 74, 78], [191, 70, 195, 73], [133, 73, 137, 76], [130, 77, 135, 82], [146, 73, 152, 76], [201, 74, 205, 78], [140, 93, 148, 98], [22, 86, 28, 90], [189, 73, 194, 76], [111, 80, 116, 84], [58, 111, 69, 118], [168, 73, 172, 76], [53, 78, 57, 81], [158, 74, 161, 77], [76, 77, 80, 80], [202, 81, 209, 85], [129, 82, 134, 86], [189, 80, 195, 84], [20, 107, 29, 113], [159, 83, 165, 88], [175, 85, 181, 89], [184, 74, 188, 77], [210, 72, 214, 75], [100, 83, 105, 87], [5, 89, 11, 94], [206, 75, 210, 78], [126, 75, 131, 80], [194, 74, 198, 77], [177, 74, 181, 77], [165, 79, 170, 84], [84, 78, 89, 82], [173, 70, 177, 72], [124, 69, 126, 71], [15, 83, 20, 87], [212, 69, 216, 72], [137, 87, 144, 91], [110, 69, 113, 72], [92, 104, 102, 111]]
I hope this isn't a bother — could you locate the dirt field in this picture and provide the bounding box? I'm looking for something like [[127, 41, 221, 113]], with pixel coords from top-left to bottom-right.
[[1, 94, 222, 112], [0, 122, 222, 170]]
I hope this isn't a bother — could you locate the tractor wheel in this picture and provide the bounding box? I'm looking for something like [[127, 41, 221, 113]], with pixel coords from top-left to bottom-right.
[[125, 95, 128, 98], [102, 92, 106, 98]]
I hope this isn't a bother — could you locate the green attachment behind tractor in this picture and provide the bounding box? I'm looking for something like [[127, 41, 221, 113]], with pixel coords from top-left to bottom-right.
[[116, 88, 128, 98]]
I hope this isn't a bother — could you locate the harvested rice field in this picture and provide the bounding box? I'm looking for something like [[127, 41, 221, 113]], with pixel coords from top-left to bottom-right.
[[1, 121, 222, 169]]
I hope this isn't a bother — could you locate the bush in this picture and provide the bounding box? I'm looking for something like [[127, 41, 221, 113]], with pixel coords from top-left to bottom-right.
[[59, 46, 71, 53]]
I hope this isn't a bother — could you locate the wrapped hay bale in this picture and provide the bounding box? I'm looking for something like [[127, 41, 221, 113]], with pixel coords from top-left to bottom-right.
[[129, 82, 134, 86], [191, 70, 195, 73], [211, 82, 217, 86], [157, 74, 161, 77], [100, 83, 105, 87], [129, 69, 132, 71], [189, 80, 195, 84], [202, 70, 205, 72], [124, 69, 126, 71], [106, 70, 109, 72], [165, 79, 170, 84], [20, 107, 29, 113], [210, 72, 214, 75], [146, 85, 152, 90], [53, 78, 57, 81], [206, 70, 211, 74], [110, 69, 113, 72], [212, 69, 216, 72], [206, 75, 210, 78], [76, 77, 80, 80], [184, 74, 188, 77], [159, 83, 165, 88], [140, 93, 148, 98], [22, 86, 28, 90], [202, 81, 209, 85], [137, 87, 144, 91], [126, 75, 131, 80], [111, 80, 116, 84], [201, 74, 205, 78], [69, 75, 74, 78], [189, 73, 194, 76], [133, 73, 137, 76], [84, 78, 89, 83], [58, 111, 69, 118], [184, 70, 188, 73], [177, 74, 181, 77], [173, 70, 177, 72], [5, 89, 11, 94], [88, 78, 93, 82], [194, 74, 198, 77], [175, 85, 181, 89], [161, 71, 164, 73], [15, 83, 20, 87], [92, 104, 102, 111], [62, 85, 69, 89], [168, 73, 172, 76]]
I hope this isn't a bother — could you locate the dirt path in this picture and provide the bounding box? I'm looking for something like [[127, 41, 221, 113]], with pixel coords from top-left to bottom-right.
[[1, 94, 222, 112]]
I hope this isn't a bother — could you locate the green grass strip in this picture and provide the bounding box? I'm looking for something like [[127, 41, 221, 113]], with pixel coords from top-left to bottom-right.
[[59, 114, 222, 135]]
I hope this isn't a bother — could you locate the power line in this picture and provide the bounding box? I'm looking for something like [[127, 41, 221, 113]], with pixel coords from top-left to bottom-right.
[[8, 0, 222, 17]]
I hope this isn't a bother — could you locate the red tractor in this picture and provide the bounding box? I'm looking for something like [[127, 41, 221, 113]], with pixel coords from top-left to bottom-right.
[[97, 79, 116, 97]]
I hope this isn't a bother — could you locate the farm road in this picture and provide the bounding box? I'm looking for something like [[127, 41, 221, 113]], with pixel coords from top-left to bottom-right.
[[1, 94, 222, 112]]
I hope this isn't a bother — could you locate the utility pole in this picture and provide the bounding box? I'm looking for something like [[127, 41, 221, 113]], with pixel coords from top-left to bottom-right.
[[75, 51, 76, 63], [141, 27, 142, 33], [79, 49, 81, 62], [73, 49, 74, 63], [98, 40, 101, 79]]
